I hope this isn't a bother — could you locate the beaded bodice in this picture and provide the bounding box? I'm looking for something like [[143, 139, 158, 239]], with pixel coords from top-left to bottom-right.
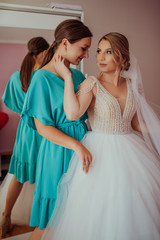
[[79, 76, 136, 135]]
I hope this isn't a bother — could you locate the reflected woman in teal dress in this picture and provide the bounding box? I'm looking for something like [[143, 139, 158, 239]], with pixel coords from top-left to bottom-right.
[[0, 37, 49, 238], [22, 19, 92, 240]]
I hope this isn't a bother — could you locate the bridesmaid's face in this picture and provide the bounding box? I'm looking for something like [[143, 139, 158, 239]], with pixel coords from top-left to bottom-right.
[[65, 37, 92, 65], [96, 40, 117, 74]]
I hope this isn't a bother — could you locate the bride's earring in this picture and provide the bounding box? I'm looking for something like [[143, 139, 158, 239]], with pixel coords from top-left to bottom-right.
[[114, 69, 118, 75], [120, 71, 123, 77], [120, 63, 125, 77]]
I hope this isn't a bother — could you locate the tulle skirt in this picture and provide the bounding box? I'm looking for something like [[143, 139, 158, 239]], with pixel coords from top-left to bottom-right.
[[43, 131, 160, 240]]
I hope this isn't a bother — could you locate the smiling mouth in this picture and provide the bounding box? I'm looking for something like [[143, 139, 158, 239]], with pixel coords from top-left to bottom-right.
[[76, 57, 83, 63], [99, 63, 107, 67]]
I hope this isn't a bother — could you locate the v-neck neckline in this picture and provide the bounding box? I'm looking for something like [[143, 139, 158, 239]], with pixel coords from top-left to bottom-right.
[[96, 77, 129, 118]]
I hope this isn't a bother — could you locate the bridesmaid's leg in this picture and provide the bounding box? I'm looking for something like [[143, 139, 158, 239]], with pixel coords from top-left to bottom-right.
[[29, 227, 45, 240], [4, 175, 23, 215], [0, 175, 23, 237]]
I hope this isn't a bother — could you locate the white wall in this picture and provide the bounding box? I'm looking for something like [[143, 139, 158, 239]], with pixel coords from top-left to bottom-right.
[[1, 0, 160, 104]]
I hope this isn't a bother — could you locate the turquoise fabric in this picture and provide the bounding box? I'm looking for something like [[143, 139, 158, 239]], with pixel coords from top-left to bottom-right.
[[2, 71, 25, 114], [22, 68, 88, 229], [2, 70, 42, 183]]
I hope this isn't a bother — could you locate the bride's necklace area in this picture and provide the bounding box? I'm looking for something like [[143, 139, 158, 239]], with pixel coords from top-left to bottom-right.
[[99, 75, 124, 88], [98, 74, 127, 102]]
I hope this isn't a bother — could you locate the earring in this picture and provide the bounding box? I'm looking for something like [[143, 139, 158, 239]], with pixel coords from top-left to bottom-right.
[[114, 69, 118, 75], [121, 63, 125, 70], [120, 70, 124, 77]]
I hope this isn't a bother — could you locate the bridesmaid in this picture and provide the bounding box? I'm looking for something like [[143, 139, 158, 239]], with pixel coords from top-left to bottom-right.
[[0, 37, 49, 238], [21, 19, 92, 240]]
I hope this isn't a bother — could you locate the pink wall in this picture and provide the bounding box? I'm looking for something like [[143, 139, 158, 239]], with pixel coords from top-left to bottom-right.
[[0, 43, 27, 153]]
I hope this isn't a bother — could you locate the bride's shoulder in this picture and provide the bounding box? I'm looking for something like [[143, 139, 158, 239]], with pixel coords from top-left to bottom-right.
[[79, 76, 97, 88], [76, 76, 97, 95]]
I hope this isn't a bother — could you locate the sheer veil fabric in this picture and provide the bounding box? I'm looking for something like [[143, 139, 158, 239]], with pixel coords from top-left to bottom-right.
[[121, 54, 160, 157]]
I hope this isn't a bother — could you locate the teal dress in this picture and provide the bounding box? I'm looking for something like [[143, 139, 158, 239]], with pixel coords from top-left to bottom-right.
[[2, 71, 42, 183], [22, 68, 88, 229]]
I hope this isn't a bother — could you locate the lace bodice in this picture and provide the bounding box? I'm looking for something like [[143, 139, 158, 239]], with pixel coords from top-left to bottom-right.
[[77, 76, 137, 135]]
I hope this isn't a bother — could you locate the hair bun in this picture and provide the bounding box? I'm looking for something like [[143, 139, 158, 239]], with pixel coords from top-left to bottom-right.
[[124, 60, 130, 71]]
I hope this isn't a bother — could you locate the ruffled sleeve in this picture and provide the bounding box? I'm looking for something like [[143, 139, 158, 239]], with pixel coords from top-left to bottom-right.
[[2, 71, 25, 113], [76, 76, 96, 96], [22, 70, 56, 130]]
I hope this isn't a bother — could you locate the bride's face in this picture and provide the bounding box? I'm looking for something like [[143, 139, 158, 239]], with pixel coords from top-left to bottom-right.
[[96, 40, 117, 74]]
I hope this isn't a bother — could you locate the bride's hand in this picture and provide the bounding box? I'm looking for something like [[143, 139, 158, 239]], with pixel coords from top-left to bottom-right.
[[75, 143, 92, 173], [53, 55, 72, 80]]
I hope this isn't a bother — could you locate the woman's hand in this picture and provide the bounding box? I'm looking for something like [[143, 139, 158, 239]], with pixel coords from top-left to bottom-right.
[[74, 142, 92, 173], [53, 55, 72, 81]]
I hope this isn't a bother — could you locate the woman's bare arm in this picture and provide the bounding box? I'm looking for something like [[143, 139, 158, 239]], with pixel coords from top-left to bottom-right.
[[131, 113, 141, 132], [53, 56, 94, 121], [63, 76, 93, 120], [132, 112, 150, 134]]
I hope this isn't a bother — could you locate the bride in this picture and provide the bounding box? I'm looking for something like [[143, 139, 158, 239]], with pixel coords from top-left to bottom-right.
[[42, 32, 160, 240]]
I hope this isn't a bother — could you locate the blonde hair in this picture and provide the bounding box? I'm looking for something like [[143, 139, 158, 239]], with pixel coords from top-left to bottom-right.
[[98, 32, 130, 71]]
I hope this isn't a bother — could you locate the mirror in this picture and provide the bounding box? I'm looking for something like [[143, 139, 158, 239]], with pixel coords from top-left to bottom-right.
[[0, 3, 83, 177]]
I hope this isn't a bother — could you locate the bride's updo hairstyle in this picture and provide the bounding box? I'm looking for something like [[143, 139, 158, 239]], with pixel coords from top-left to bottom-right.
[[98, 32, 130, 71]]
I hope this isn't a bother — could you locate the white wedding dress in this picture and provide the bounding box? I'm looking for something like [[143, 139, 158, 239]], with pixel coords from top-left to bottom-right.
[[43, 77, 160, 240]]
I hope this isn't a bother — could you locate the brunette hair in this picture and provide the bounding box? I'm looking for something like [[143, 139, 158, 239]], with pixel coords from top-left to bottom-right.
[[99, 32, 130, 71], [20, 37, 49, 92], [41, 19, 92, 67]]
